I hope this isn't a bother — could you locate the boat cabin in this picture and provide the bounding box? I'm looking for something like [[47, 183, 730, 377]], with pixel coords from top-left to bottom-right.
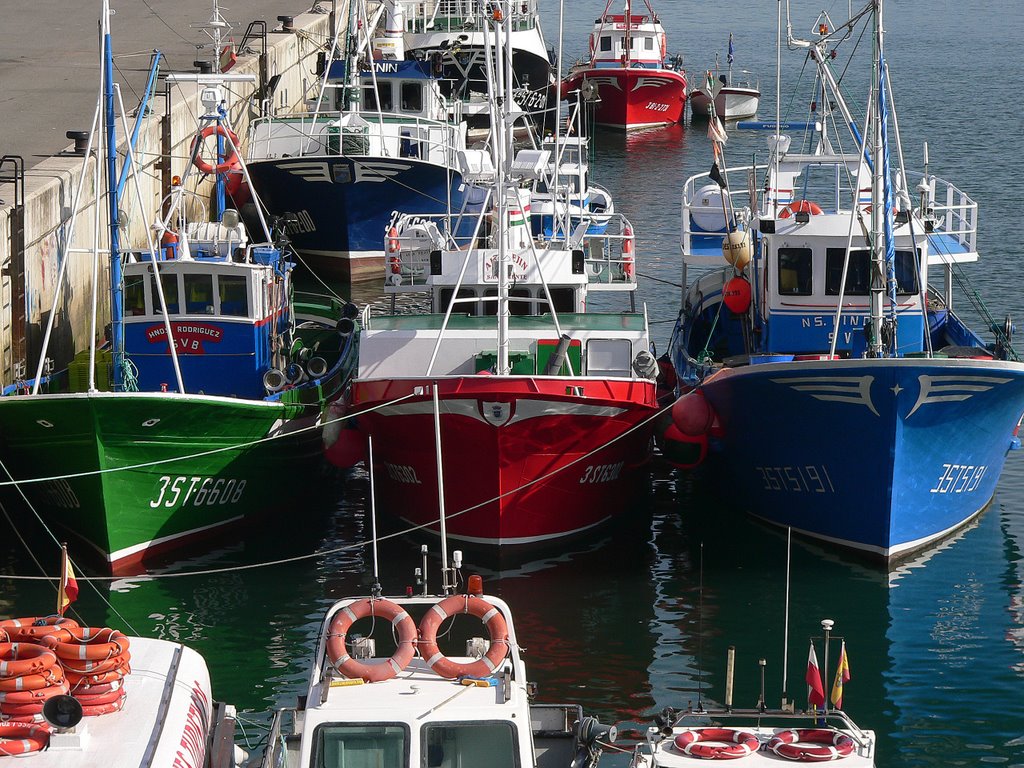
[[247, 60, 463, 165], [589, 14, 666, 67], [121, 220, 290, 398], [258, 595, 602, 768]]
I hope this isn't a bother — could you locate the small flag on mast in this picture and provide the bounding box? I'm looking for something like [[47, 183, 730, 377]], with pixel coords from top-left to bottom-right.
[[830, 640, 851, 709], [707, 115, 728, 145], [806, 641, 825, 708], [727, 33, 735, 65], [58, 544, 79, 616]]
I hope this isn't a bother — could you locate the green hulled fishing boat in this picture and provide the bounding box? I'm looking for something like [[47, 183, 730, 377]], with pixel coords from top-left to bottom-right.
[[0, 15, 357, 575]]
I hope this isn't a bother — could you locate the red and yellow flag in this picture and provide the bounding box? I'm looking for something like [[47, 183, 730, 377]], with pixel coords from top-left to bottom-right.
[[830, 640, 852, 709], [58, 545, 79, 616]]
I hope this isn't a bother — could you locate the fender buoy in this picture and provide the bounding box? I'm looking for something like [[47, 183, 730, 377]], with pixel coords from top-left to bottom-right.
[[0, 643, 58, 678], [673, 728, 760, 759], [778, 200, 823, 219], [190, 124, 241, 175], [767, 729, 855, 761], [417, 595, 509, 679], [42, 627, 130, 662], [0, 722, 49, 756], [326, 599, 417, 683], [622, 224, 635, 278]]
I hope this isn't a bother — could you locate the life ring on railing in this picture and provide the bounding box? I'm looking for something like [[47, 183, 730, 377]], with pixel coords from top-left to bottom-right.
[[622, 224, 635, 278], [0, 722, 50, 756], [417, 595, 510, 679], [673, 728, 760, 759], [42, 627, 130, 662], [326, 598, 417, 683], [0, 643, 58, 678], [190, 124, 241, 175], [778, 200, 823, 219], [767, 729, 855, 761]]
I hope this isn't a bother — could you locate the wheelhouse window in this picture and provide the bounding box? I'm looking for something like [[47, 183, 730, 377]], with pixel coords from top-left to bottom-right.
[[893, 249, 920, 294], [363, 81, 393, 111], [825, 248, 919, 295], [645, 37, 654, 51], [152, 272, 179, 314], [314, 723, 407, 768], [777, 247, 812, 296], [401, 82, 423, 112], [421, 722, 517, 768], [218, 274, 249, 317], [599, 36, 611, 52], [509, 288, 532, 316], [825, 248, 870, 296], [437, 288, 476, 314], [184, 273, 215, 314], [125, 273, 147, 316]]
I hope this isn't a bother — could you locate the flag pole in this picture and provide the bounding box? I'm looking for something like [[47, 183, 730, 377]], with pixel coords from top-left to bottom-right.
[[821, 618, 834, 716], [58, 543, 69, 616]]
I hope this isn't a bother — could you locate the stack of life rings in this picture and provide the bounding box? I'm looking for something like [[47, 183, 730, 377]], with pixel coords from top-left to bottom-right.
[[673, 728, 760, 760], [767, 729, 855, 762], [0, 616, 131, 739], [325, 595, 510, 683]]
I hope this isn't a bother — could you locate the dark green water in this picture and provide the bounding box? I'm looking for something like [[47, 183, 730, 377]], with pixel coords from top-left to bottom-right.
[[3, 0, 1024, 765]]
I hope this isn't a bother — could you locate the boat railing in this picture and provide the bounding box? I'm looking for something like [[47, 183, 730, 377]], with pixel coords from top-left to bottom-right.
[[258, 707, 301, 768], [577, 213, 638, 291], [663, 706, 874, 752], [922, 173, 977, 257], [681, 166, 759, 262], [404, 0, 539, 35], [247, 113, 463, 165]]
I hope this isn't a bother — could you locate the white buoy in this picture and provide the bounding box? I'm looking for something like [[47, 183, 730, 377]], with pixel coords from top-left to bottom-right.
[[722, 229, 752, 270]]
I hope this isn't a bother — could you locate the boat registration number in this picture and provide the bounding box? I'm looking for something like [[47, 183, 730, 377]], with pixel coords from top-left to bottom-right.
[[930, 464, 987, 494], [646, 102, 670, 112], [580, 462, 623, 484], [150, 475, 247, 509], [755, 465, 835, 493]]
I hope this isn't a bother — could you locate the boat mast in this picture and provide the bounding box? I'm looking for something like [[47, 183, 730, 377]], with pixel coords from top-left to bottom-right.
[[868, 0, 894, 357], [485, 1, 511, 375], [623, 0, 631, 66], [102, 0, 125, 390]]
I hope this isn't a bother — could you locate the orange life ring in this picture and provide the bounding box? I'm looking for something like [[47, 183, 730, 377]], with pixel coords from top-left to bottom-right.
[[0, 681, 68, 705], [0, 722, 49, 756], [417, 595, 509, 679], [42, 627, 130, 662], [673, 728, 760, 759], [0, 644, 57, 678], [74, 685, 126, 707], [325, 598, 417, 683], [190, 124, 241, 175], [0, 701, 48, 720], [59, 651, 131, 676], [778, 200, 823, 219], [79, 690, 126, 717], [767, 729, 855, 761], [0, 616, 78, 644], [0, 664, 64, 692], [387, 226, 401, 255], [64, 664, 130, 687], [622, 224, 635, 278]]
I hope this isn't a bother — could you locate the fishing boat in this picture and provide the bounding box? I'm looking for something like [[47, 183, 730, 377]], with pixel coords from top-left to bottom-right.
[[562, 0, 687, 130], [0, 588, 241, 764], [0, 5, 358, 576], [378, 0, 554, 132], [328, 7, 660, 549], [630, 619, 875, 767], [255, 548, 614, 768], [688, 36, 760, 121], [245, 3, 481, 282], [666, 0, 1024, 560]]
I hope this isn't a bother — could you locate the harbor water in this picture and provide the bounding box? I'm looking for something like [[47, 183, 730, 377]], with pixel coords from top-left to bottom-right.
[[2, 0, 1024, 765]]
